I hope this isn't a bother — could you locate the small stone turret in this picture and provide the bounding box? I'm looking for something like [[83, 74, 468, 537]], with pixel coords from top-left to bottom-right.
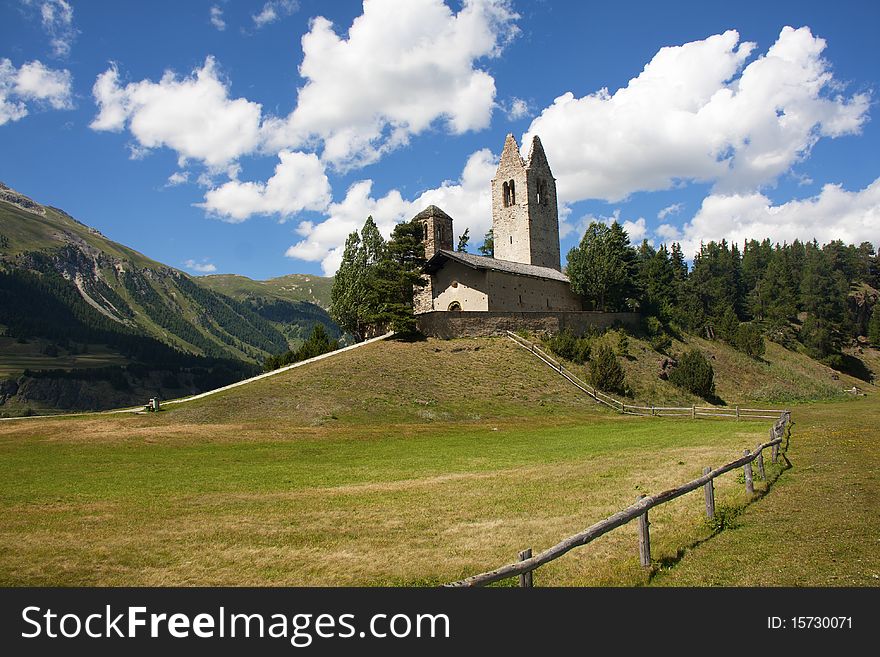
[[412, 205, 454, 260]]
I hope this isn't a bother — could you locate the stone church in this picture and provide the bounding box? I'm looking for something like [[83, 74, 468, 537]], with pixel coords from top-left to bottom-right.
[[414, 133, 581, 312], [412, 134, 638, 337]]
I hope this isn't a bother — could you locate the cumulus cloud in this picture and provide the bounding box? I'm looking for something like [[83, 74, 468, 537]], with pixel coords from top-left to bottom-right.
[[166, 171, 189, 187], [252, 0, 299, 28], [524, 26, 870, 204], [209, 5, 226, 31], [286, 148, 497, 274], [263, 0, 519, 169], [668, 178, 880, 258], [90, 57, 264, 168], [657, 202, 683, 220], [505, 97, 530, 120], [200, 150, 331, 222], [0, 58, 73, 125], [22, 0, 77, 58], [184, 259, 217, 274]]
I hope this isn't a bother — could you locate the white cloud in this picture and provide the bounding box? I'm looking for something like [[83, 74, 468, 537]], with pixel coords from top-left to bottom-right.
[[210, 5, 226, 31], [569, 209, 647, 244], [263, 0, 520, 169], [506, 97, 529, 120], [0, 58, 73, 125], [286, 148, 497, 274], [523, 26, 870, 204], [22, 0, 77, 58], [200, 150, 331, 222], [674, 178, 880, 258], [655, 223, 683, 242], [90, 57, 264, 168], [252, 0, 299, 28], [166, 171, 189, 187], [657, 202, 683, 220], [184, 259, 217, 274]]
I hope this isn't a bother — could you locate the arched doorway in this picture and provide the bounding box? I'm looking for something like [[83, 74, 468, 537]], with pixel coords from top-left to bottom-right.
[[447, 301, 462, 311]]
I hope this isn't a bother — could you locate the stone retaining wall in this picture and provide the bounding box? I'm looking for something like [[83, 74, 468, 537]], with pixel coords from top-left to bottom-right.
[[416, 311, 640, 338]]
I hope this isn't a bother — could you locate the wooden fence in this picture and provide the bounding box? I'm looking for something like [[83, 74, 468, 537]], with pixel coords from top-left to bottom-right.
[[446, 410, 791, 587], [505, 331, 784, 419]]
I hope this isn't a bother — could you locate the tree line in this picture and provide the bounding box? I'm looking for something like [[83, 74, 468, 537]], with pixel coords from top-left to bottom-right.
[[330, 217, 426, 340], [567, 221, 880, 367]]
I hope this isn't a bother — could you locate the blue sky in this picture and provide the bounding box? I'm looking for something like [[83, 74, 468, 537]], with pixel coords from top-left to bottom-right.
[[1, 0, 878, 279]]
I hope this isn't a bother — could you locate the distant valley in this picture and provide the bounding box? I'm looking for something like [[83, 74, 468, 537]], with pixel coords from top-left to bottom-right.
[[0, 182, 337, 415]]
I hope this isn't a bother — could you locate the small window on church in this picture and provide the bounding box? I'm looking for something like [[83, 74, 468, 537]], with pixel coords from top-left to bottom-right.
[[502, 181, 511, 207], [509, 235, 513, 245], [537, 179, 547, 205], [448, 301, 462, 311], [509, 180, 516, 204], [424, 222, 429, 241], [451, 280, 459, 288]]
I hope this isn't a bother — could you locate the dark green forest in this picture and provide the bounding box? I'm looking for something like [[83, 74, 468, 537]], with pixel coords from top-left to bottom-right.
[[567, 221, 880, 370]]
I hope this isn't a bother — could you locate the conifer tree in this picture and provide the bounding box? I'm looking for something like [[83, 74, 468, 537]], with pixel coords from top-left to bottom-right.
[[567, 221, 636, 312]]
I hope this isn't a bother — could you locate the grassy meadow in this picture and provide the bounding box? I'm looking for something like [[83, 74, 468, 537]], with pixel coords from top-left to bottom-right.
[[0, 336, 876, 586]]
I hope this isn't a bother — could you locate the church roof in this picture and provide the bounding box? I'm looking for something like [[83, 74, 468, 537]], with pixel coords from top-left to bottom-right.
[[424, 250, 569, 283]]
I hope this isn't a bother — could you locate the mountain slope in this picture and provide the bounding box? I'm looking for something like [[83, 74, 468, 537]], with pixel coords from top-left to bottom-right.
[[195, 273, 338, 347], [196, 273, 333, 310], [0, 183, 292, 362], [0, 183, 337, 414]]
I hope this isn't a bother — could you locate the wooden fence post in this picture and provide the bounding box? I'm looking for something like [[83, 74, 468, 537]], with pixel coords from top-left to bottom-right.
[[518, 548, 533, 588], [637, 495, 651, 567], [743, 449, 754, 494], [755, 446, 765, 480], [736, 405, 740, 421], [703, 466, 715, 519], [692, 405, 696, 419]]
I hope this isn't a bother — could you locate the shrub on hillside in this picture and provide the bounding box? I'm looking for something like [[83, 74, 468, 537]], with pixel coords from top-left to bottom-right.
[[616, 332, 630, 357], [589, 344, 626, 395], [732, 323, 765, 359], [668, 349, 715, 398], [645, 315, 672, 354], [547, 330, 592, 364]]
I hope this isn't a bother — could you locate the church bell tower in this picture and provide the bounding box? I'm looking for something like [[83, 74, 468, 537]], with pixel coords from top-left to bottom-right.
[[491, 134, 561, 271]]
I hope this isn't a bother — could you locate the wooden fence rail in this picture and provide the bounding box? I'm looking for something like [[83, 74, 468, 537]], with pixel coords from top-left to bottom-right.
[[446, 410, 791, 587]]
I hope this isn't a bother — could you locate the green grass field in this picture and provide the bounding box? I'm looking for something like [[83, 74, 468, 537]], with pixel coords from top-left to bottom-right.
[[0, 336, 876, 586]]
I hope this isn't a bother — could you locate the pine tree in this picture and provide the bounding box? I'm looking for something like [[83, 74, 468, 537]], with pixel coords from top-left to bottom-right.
[[567, 221, 636, 311], [368, 221, 427, 333], [478, 228, 494, 257], [868, 307, 880, 346], [589, 344, 626, 394], [800, 243, 847, 359], [456, 228, 470, 253], [752, 247, 796, 329], [330, 231, 367, 340]]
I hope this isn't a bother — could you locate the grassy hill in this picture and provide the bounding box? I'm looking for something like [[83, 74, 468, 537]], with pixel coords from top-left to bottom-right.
[[1, 334, 876, 586]]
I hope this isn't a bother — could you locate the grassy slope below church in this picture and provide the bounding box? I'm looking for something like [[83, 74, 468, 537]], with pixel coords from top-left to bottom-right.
[[1, 335, 876, 585]]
